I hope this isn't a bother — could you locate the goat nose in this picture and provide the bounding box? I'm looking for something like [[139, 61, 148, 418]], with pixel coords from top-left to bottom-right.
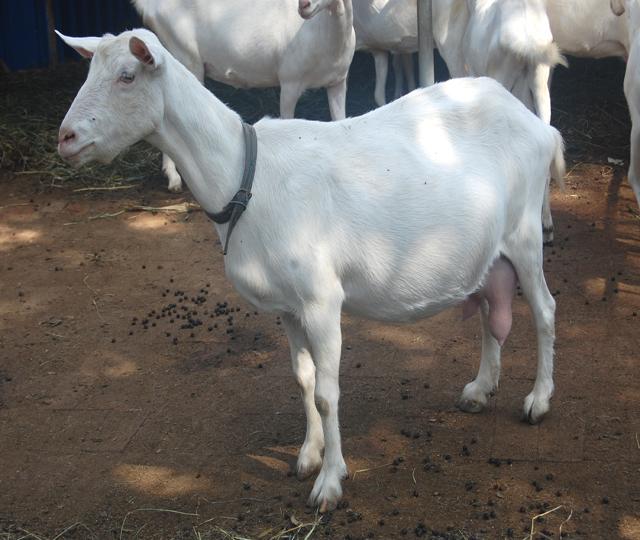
[[58, 126, 76, 145], [299, 0, 311, 9]]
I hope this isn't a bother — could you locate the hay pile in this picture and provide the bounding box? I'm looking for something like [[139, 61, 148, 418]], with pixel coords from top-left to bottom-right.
[[0, 53, 378, 189], [0, 62, 162, 187]]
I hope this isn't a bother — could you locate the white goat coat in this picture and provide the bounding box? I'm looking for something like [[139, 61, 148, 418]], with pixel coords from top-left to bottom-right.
[[222, 81, 562, 326], [132, 0, 354, 89], [545, 0, 629, 58], [57, 28, 563, 510], [611, 0, 640, 206], [432, 0, 563, 243], [352, 0, 418, 105], [132, 0, 355, 192], [353, 0, 417, 52]]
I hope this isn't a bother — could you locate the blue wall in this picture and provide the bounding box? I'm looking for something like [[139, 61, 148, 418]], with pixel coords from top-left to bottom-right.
[[0, 0, 140, 71]]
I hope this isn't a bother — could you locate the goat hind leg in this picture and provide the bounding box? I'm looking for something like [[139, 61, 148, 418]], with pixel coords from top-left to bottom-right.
[[326, 78, 347, 121], [505, 227, 556, 424], [282, 314, 324, 480], [458, 298, 502, 413], [392, 54, 404, 100], [372, 50, 389, 107], [533, 64, 555, 243], [402, 53, 416, 92]]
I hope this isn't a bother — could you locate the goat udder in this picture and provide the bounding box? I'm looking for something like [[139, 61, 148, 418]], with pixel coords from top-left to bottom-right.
[[461, 257, 518, 346]]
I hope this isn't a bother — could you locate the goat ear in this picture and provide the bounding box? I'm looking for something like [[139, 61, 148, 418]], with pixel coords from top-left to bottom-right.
[[611, 0, 625, 16], [129, 36, 161, 68], [55, 30, 100, 58]]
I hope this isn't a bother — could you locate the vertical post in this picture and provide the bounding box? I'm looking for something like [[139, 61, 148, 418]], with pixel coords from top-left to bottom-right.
[[45, 0, 58, 67], [417, 0, 434, 87]]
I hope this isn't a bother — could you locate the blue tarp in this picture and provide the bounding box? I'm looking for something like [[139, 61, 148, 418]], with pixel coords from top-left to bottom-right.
[[0, 0, 140, 71]]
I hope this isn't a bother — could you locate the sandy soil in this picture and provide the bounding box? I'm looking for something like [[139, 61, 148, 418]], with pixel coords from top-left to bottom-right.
[[0, 56, 639, 539]]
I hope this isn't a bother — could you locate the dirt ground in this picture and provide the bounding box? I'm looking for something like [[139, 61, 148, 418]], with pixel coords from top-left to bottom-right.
[[1, 55, 639, 539]]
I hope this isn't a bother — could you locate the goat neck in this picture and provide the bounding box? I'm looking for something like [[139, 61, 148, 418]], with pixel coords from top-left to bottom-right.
[[146, 56, 245, 218], [322, 0, 354, 55]]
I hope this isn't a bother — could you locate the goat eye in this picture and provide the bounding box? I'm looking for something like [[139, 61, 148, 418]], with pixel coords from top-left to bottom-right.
[[119, 71, 135, 84]]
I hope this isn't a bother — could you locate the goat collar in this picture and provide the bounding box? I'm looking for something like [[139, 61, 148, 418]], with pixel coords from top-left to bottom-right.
[[205, 122, 257, 255]]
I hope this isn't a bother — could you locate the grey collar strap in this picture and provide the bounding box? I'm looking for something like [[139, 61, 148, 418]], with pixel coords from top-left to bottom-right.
[[206, 122, 258, 255]]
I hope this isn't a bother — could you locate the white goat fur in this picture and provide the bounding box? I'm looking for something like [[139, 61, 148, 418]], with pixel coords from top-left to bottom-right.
[[352, 0, 417, 106], [57, 29, 564, 511], [433, 0, 565, 242], [132, 0, 355, 192], [533, 1, 636, 209], [610, 0, 640, 206], [565, 0, 640, 208], [546, 0, 629, 59]]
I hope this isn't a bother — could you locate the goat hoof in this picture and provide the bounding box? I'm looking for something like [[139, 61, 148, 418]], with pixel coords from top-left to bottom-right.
[[167, 183, 183, 193], [296, 459, 322, 481], [296, 443, 323, 480], [542, 226, 554, 245], [523, 393, 551, 424], [308, 462, 346, 511], [308, 489, 341, 514], [457, 381, 489, 413], [318, 499, 335, 514], [457, 398, 486, 414]]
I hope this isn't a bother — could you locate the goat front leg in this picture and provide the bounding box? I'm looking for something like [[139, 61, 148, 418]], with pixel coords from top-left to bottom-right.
[[372, 50, 389, 107], [326, 78, 347, 121], [459, 297, 502, 413], [282, 314, 324, 480], [542, 179, 554, 244], [628, 123, 640, 207], [280, 82, 304, 119], [163, 154, 183, 193], [303, 299, 347, 512]]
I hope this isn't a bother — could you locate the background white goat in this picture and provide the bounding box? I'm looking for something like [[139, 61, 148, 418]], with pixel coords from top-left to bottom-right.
[[546, 0, 640, 208], [547, 0, 629, 59], [352, 0, 417, 106], [432, 0, 565, 242], [611, 0, 640, 206], [132, 0, 355, 192], [57, 28, 564, 512]]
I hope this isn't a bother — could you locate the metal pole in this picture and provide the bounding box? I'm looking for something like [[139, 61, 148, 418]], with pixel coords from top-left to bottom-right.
[[45, 0, 58, 67], [417, 0, 434, 87]]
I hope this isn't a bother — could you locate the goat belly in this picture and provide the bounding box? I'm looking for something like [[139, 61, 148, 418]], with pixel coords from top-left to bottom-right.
[[343, 293, 464, 323], [461, 257, 517, 346]]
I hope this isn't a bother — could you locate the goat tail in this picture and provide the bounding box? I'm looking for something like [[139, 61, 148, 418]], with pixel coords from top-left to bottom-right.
[[500, 11, 567, 68], [131, 0, 149, 15], [549, 127, 566, 191], [511, 41, 567, 68], [544, 43, 568, 69]]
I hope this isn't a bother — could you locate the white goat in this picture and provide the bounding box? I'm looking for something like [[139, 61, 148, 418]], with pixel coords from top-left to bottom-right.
[[131, 0, 355, 192], [610, 0, 640, 206], [543, 0, 639, 207], [547, 0, 629, 59], [433, 0, 565, 242], [57, 28, 564, 511], [352, 0, 417, 106]]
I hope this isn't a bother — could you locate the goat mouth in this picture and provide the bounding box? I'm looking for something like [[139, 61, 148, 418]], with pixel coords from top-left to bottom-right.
[[299, 6, 319, 19], [59, 142, 95, 163]]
